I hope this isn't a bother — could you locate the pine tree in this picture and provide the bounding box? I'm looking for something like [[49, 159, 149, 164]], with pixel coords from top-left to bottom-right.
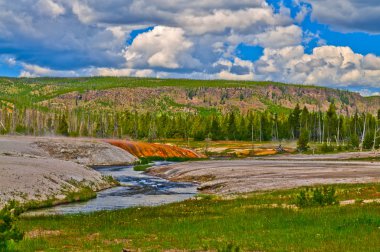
[[57, 114, 69, 136], [210, 117, 221, 140], [289, 104, 301, 139], [297, 128, 309, 151]]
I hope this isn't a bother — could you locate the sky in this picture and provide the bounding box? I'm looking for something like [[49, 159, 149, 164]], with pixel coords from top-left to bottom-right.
[[1, 0, 380, 96]]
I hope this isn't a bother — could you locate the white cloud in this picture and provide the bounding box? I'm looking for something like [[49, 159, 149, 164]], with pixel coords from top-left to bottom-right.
[[358, 89, 380, 97], [255, 45, 380, 87], [215, 58, 254, 80], [253, 25, 302, 49], [71, 1, 96, 24], [363, 54, 380, 70], [1, 0, 380, 91], [36, 0, 65, 18], [295, 4, 310, 23], [178, 7, 291, 35], [124, 26, 200, 69], [20, 63, 80, 77]]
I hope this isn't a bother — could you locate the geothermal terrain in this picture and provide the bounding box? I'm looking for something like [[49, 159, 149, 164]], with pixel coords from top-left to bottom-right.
[[0, 136, 137, 207], [149, 155, 380, 194], [0, 136, 204, 207], [2, 135, 380, 208]]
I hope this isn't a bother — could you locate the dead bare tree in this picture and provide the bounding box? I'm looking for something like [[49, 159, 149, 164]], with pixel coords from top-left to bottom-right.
[[360, 113, 367, 152], [372, 118, 380, 152]]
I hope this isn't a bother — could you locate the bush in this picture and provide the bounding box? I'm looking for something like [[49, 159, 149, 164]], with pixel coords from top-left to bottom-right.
[[350, 134, 360, 149], [0, 202, 24, 251], [363, 132, 374, 150], [295, 187, 338, 208], [319, 143, 335, 153], [297, 129, 309, 152], [218, 243, 240, 252]]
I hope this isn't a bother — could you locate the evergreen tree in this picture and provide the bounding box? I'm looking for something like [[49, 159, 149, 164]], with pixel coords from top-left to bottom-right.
[[297, 128, 309, 151], [289, 104, 301, 139], [57, 114, 69, 136], [227, 112, 237, 140], [210, 117, 221, 140]]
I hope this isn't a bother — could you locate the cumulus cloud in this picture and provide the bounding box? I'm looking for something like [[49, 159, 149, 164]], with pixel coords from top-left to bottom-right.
[[253, 25, 303, 49], [215, 58, 255, 80], [255, 45, 380, 87], [304, 0, 380, 33], [1, 0, 380, 91], [124, 26, 200, 70], [0, 0, 291, 72]]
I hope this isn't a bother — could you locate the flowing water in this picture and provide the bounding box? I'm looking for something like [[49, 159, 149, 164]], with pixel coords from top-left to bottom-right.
[[26, 162, 197, 215]]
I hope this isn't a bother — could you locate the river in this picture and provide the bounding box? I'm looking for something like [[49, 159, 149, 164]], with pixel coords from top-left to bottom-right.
[[26, 162, 198, 215]]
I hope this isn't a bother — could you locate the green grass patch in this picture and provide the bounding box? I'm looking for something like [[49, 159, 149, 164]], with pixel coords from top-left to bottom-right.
[[22, 187, 97, 212], [133, 164, 152, 172], [138, 156, 205, 165], [15, 183, 380, 251]]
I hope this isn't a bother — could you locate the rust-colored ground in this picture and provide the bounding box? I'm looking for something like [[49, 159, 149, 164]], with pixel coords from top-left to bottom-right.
[[106, 140, 204, 159]]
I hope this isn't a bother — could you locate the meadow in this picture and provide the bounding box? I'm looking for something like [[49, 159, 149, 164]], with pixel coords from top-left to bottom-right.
[[14, 183, 380, 251]]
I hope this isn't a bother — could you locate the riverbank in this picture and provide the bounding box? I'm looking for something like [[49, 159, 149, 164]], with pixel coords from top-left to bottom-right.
[[0, 136, 138, 208]]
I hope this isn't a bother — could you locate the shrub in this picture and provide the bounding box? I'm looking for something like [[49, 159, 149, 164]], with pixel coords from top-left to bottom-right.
[[218, 243, 240, 252], [350, 134, 360, 149], [295, 187, 338, 208], [0, 202, 24, 251], [297, 129, 309, 152], [363, 132, 374, 150], [319, 143, 335, 153]]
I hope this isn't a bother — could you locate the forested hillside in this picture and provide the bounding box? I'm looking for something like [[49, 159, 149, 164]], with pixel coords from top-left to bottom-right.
[[0, 77, 379, 150]]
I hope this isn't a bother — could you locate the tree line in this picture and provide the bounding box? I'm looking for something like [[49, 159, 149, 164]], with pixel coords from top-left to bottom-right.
[[1, 103, 379, 150]]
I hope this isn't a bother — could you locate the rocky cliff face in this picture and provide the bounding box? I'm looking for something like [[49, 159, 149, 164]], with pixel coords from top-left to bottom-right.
[[46, 84, 380, 115]]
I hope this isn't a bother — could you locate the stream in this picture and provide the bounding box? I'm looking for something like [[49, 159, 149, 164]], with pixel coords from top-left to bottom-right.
[[26, 162, 197, 215]]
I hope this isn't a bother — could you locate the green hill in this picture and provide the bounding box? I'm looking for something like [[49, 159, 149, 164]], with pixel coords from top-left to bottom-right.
[[0, 77, 378, 115]]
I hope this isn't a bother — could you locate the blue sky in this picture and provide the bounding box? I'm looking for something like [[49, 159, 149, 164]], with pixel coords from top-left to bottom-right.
[[1, 0, 380, 95]]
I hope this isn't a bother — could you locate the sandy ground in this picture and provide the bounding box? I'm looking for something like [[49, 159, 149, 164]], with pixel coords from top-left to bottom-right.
[[258, 151, 380, 160], [149, 153, 380, 194], [0, 136, 138, 207]]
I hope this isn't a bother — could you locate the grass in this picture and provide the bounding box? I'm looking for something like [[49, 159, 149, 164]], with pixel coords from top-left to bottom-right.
[[133, 164, 152, 171], [133, 156, 206, 171], [13, 183, 380, 251], [21, 187, 97, 212]]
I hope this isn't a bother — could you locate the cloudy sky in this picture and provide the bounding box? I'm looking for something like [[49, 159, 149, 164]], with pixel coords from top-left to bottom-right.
[[1, 0, 380, 95]]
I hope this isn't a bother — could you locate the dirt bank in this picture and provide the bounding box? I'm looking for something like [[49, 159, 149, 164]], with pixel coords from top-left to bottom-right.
[[0, 136, 138, 207], [149, 157, 380, 194]]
